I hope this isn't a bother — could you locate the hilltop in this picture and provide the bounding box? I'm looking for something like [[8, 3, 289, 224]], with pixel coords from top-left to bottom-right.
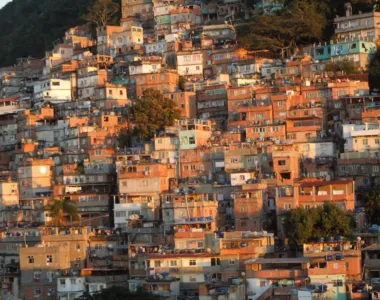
[[0, 0, 377, 67], [0, 0, 92, 67]]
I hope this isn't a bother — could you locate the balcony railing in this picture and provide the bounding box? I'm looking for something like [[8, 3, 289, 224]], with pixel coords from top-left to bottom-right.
[[247, 269, 308, 279]]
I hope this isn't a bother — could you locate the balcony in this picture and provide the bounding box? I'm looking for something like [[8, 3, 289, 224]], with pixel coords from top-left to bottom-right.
[[287, 122, 322, 133], [182, 266, 222, 273], [221, 246, 274, 255], [174, 231, 206, 239], [129, 269, 147, 277], [352, 292, 370, 299], [247, 269, 308, 279], [112, 260, 129, 268], [287, 109, 323, 119], [362, 107, 380, 119], [237, 105, 272, 113], [308, 266, 345, 276], [350, 128, 380, 137], [364, 259, 380, 269], [112, 254, 129, 261]]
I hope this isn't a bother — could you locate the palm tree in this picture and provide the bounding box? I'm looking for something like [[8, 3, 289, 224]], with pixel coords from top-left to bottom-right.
[[50, 198, 79, 226]]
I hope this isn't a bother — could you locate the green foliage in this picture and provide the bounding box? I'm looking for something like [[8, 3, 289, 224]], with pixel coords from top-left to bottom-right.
[[178, 77, 186, 91], [239, 0, 380, 52], [50, 198, 79, 226], [82, 0, 120, 27], [325, 59, 357, 75], [362, 187, 380, 225], [368, 49, 380, 91], [127, 89, 181, 140], [118, 127, 133, 148], [76, 287, 163, 300], [283, 203, 353, 247], [0, 0, 94, 67], [240, 0, 326, 51]]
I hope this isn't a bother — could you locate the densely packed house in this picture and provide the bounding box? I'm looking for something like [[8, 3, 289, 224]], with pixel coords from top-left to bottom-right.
[[0, 1, 379, 300]]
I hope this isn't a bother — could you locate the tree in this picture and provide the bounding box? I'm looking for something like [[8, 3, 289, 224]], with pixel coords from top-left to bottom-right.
[[50, 198, 79, 226], [312, 203, 353, 239], [0, 0, 93, 67], [76, 286, 163, 300], [325, 59, 357, 75], [126, 89, 181, 140], [118, 127, 133, 148], [368, 48, 380, 92], [283, 203, 353, 248], [283, 206, 316, 247], [362, 187, 380, 225], [82, 0, 119, 27], [240, 0, 326, 52]]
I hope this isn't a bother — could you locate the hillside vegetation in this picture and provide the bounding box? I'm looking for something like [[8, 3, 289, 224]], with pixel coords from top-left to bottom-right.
[[0, 0, 378, 67], [0, 0, 92, 66]]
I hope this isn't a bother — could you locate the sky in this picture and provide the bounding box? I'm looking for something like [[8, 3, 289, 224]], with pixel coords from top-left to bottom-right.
[[0, 0, 10, 9]]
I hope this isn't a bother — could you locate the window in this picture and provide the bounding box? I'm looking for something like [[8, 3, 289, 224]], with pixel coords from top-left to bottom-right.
[[240, 220, 246, 227], [333, 280, 343, 287], [260, 281, 266, 287], [109, 89, 113, 95], [142, 180, 148, 186], [256, 113, 264, 119], [60, 279, 66, 286], [363, 139, 368, 145], [278, 101, 283, 108], [119, 90, 123, 96], [189, 259, 196, 266], [170, 260, 177, 267], [278, 160, 286, 166], [47, 288, 55, 297], [35, 288, 42, 297], [154, 260, 161, 267], [75, 258, 81, 268], [52, 81, 60, 86], [28, 256, 34, 263], [240, 206, 246, 212], [210, 257, 220, 266], [34, 272, 41, 280], [284, 204, 292, 210], [46, 255, 53, 263], [115, 211, 126, 218], [272, 126, 279, 132], [305, 204, 311, 210], [70, 278, 76, 285], [373, 166, 379, 172], [189, 137, 195, 144], [376, 139, 380, 144], [189, 276, 197, 282], [94, 244, 102, 250], [229, 259, 236, 265]]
